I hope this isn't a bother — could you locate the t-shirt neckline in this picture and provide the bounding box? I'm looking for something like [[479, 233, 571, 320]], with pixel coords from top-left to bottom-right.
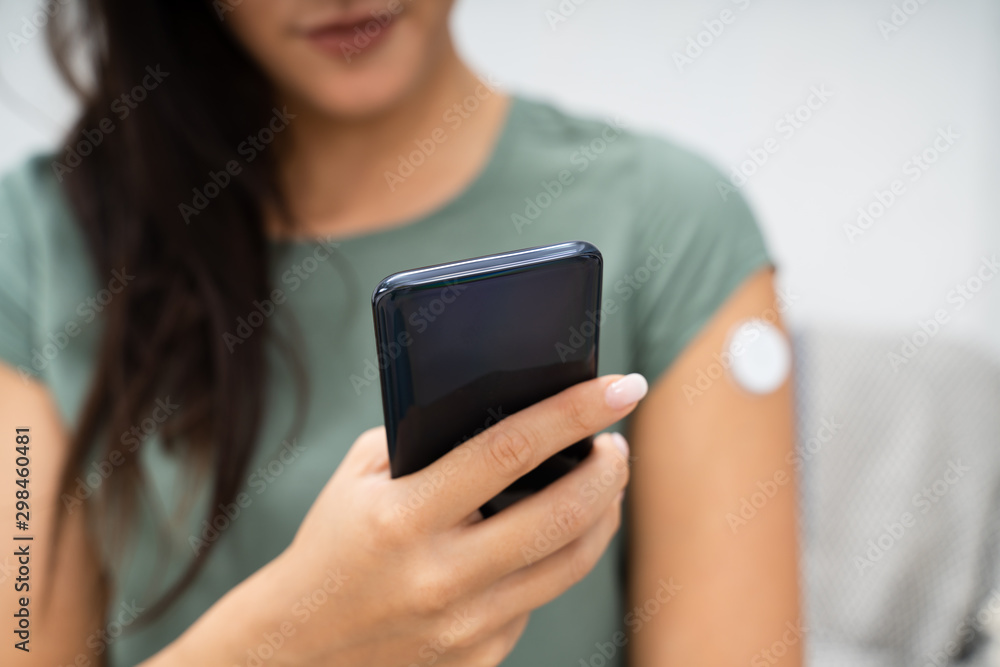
[[270, 94, 523, 248]]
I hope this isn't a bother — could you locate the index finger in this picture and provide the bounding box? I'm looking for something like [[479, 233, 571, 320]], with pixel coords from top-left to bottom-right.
[[405, 373, 647, 529]]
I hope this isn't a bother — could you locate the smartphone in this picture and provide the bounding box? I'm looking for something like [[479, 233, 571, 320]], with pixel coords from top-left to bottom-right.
[[371, 241, 603, 517]]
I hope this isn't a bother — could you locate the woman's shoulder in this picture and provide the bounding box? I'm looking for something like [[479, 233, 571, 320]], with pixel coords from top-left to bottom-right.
[[0, 152, 74, 236], [1, 152, 62, 196], [509, 96, 762, 245], [0, 153, 76, 380], [509, 97, 771, 381], [510, 95, 746, 219], [0, 151, 86, 284]]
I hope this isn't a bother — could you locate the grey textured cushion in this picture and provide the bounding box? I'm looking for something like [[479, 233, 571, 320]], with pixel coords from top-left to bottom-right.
[[794, 329, 1000, 666]]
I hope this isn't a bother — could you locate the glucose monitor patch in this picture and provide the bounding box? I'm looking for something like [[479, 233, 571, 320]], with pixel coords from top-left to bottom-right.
[[726, 319, 791, 395]]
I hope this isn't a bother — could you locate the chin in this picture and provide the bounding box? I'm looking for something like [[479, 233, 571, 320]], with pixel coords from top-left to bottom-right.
[[225, 0, 457, 121], [302, 62, 428, 119], [281, 20, 446, 120]]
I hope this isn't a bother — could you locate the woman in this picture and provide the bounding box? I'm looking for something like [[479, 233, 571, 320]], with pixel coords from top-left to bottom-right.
[[0, 0, 801, 665]]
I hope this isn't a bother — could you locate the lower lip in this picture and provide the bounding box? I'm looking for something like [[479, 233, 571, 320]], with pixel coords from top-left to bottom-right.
[[305, 16, 397, 59]]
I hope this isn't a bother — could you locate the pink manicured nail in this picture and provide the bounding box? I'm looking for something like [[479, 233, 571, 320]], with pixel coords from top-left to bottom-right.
[[605, 373, 648, 409]]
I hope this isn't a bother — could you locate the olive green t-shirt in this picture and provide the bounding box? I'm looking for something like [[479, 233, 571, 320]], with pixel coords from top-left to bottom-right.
[[0, 96, 769, 666]]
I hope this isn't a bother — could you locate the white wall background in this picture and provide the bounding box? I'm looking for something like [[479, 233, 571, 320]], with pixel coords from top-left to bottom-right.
[[1, 0, 997, 358]]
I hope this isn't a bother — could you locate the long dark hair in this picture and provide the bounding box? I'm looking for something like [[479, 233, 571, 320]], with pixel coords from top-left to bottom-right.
[[47, 0, 301, 621]]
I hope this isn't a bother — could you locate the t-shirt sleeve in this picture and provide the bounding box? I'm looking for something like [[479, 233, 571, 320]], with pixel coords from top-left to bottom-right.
[[0, 166, 41, 381], [629, 138, 772, 384]]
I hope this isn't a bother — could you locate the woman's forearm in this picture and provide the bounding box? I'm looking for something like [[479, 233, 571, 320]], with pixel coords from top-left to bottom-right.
[[140, 551, 297, 667]]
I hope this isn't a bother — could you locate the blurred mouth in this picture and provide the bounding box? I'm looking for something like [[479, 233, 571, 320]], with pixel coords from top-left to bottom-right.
[[301, 6, 402, 59]]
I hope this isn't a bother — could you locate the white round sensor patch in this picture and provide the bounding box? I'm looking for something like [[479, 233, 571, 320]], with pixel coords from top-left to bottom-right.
[[726, 319, 791, 395]]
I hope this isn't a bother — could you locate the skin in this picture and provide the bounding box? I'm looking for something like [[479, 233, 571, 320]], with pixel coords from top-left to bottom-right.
[[0, 0, 801, 664], [1, 369, 635, 666], [628, 269, 802, 665]]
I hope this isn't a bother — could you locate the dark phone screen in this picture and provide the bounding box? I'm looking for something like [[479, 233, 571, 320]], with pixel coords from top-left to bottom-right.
[[375, 254, 601, 516]]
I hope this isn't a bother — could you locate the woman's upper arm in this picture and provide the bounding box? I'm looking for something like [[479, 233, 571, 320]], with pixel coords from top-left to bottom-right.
[[626, 267, 802, 666], [0, 362, 106, 666]]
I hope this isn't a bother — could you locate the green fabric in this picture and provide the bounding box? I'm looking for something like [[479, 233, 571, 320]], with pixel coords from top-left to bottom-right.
[[0, 96, 770, 666]]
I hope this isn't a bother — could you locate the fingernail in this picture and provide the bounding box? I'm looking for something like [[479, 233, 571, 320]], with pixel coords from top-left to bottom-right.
[[611, 432, 629, 458], [605, 373, 648, 410]]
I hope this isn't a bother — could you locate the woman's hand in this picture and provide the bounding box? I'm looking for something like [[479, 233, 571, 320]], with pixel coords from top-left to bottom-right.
[[163, 373, 645, 667]]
